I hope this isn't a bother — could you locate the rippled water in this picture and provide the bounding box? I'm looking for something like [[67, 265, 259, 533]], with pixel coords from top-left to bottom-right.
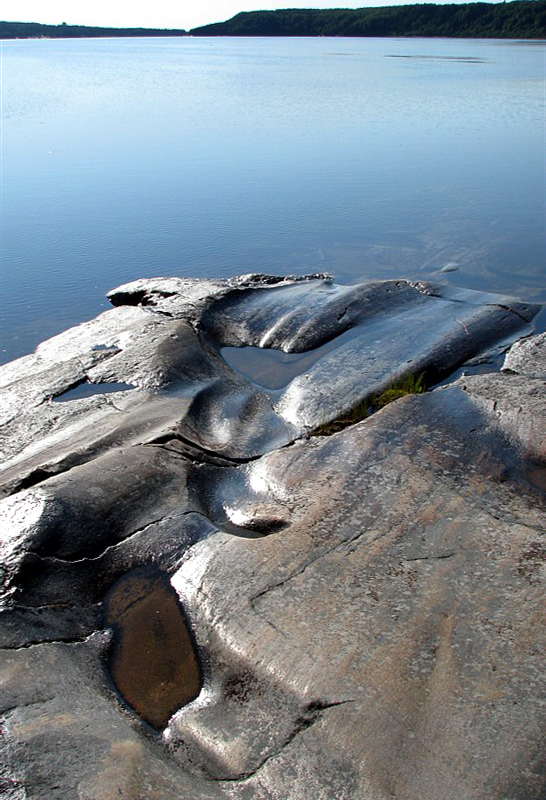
[[1, 36, 545, 363]]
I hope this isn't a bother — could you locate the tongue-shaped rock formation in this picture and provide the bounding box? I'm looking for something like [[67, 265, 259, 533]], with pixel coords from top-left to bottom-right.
[[0, 274, 544, 799]]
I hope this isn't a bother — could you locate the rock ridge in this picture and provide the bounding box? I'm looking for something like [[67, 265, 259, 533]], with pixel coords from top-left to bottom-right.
[[0, 274, 544, 799]]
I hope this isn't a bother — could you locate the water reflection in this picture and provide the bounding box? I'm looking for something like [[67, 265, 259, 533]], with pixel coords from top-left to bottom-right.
[[221, 326, 360, 390]]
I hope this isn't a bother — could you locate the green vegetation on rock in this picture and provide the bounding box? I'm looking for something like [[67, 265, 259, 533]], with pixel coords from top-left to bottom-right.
[[370, 373, 426, 411], [313, 373, 426, 436]]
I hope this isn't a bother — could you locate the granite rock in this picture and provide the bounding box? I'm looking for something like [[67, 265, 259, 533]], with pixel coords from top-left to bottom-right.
[[0, 274, 544, 799]]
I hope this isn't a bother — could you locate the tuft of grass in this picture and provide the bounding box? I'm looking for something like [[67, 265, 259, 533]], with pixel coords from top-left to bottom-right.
[[369, 373, 426, 412], [312, 400, 369, 436], [312, 373, 426, 436]]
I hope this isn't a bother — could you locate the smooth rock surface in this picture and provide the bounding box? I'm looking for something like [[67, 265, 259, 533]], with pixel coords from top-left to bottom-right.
[[0, 274, 544, 799]]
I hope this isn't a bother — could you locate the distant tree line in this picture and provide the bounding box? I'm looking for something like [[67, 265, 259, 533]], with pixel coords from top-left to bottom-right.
[[190, 1, 546, 39], [0, 21, 187, 39], [2, 2, 544, 41]]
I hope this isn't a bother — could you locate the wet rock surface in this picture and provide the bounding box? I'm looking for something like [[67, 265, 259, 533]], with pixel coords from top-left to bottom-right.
[[0, 274, 544, 799]]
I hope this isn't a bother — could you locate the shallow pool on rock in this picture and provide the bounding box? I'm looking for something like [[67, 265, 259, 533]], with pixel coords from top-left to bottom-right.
[[53, 381, 136, 402], [221, 327, 360, 390], [104, 565, 202, 729]]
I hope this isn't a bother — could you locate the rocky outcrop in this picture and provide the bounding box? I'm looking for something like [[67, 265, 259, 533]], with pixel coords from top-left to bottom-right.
[[0, 274, 544, 799]]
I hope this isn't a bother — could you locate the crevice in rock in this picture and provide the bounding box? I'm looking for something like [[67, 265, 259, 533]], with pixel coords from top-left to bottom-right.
[[25, 510, 200, 565], [340, 524, 394, 557], [214, 699, 354, 783], [408, 283, 538, 322], [250, 542, 344, 606], [1, 697, 56, 714], [13, 467, 60, 493], [486, 511, 545, 535], [251, 525, 395, 604], [250, 560, 318, 606], [4, 428, 269, 500], [493, 303, 536, 324], [146, 432, 266, 466], [402, 552, 457, 562], [4, 453, 105, 497], [1, 633, 98, 651], [336, 305, 351, 323], [0, 601, 103, 650], [308, 375, 429, 439], [8, 602, 74, 611], [251, 611, 292, 640], [146, 440, 247, 468]]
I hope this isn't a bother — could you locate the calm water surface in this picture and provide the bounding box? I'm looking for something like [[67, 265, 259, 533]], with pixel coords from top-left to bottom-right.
[[1, 37, 545, 363]]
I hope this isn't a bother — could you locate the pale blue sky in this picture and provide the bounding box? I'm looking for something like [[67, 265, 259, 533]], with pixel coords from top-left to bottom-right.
[[1, 0, 504, 32]]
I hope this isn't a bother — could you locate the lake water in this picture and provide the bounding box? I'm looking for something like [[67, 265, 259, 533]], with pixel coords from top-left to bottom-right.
[[1, 36, 545, 364]]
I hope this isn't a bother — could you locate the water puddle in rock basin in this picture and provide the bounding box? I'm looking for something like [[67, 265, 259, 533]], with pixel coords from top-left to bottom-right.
[[221, 327, 359, 390], [53, 381, 135, 402], [104, 565, 201, 729]]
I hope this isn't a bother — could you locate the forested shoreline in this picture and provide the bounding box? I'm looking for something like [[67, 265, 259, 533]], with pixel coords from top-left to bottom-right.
[[1, 1, 545, 40], [191, 1, 545, 39], [0, 21, 187, 39]]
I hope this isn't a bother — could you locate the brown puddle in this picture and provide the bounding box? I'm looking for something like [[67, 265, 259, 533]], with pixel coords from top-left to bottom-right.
[[104, 566, 201, 729]]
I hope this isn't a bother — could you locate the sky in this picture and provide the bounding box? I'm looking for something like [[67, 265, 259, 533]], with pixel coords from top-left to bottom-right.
[[1, 0, 505, 32]]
